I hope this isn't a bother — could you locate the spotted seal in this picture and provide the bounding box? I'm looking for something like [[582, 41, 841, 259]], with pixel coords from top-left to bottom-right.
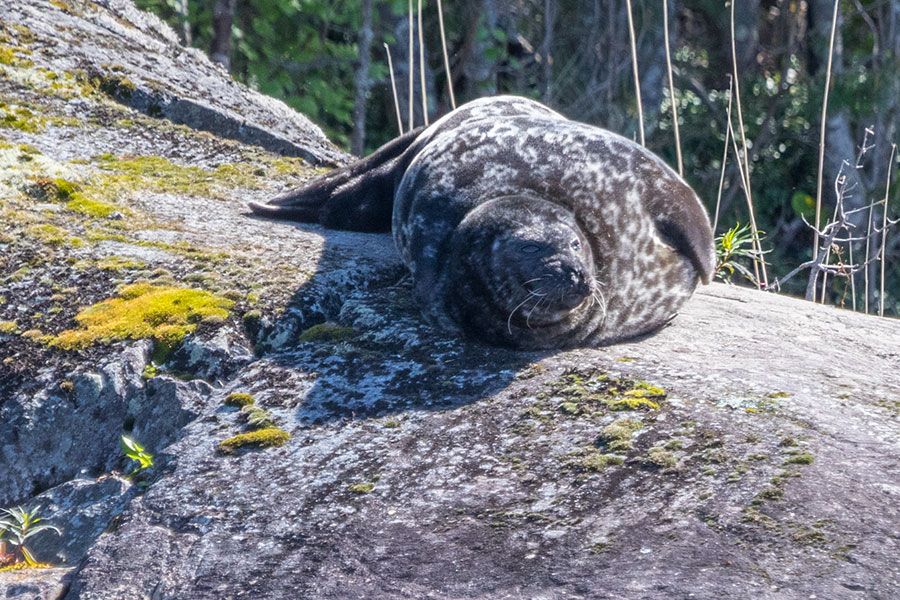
[[249, 96, 715, 349]]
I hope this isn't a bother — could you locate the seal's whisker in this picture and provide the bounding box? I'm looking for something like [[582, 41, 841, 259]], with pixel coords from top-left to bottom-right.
[[507, 290, 541, 334]]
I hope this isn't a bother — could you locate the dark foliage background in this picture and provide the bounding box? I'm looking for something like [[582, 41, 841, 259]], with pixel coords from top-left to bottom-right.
[[138, 0, 900, 314]]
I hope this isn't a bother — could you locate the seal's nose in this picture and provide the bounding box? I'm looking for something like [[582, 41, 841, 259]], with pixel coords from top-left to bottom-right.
[[558, 271, 590, 310]]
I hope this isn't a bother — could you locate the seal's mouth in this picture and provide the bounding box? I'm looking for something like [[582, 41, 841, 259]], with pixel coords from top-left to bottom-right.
[[505, 273, 593, 333]]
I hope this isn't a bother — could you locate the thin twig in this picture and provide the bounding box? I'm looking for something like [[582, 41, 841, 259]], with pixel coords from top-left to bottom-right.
[[663, 0, 682, 176], [418, 0, 428, 126], [625, 0, 644, 146], [713, 75, 735, 233], [819, 129, 872, 303], [436, 0, 455, 109], [864, 180, 874, 314]]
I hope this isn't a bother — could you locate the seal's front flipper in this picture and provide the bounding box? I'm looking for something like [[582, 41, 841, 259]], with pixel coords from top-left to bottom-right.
[[248, 127, 425, 233]]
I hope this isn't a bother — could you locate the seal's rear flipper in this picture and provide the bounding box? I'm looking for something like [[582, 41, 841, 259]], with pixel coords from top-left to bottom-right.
[[645, 181, 716, 285], [248, 127, 425, 233]]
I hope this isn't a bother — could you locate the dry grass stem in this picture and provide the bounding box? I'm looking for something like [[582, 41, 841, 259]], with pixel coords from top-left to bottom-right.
[[625, 0, 644, 146], [437, 0, 455, 109], [418, 0, 429, 126], [730, 0, 767, 288], [408, 0, 414, 130], [813, 0, 840, 266], [713, 75, 735, 233], [384, 44, 404, 135], [663, 0, 683, 176], [727, 107, 763, 288], [880, 143, 896, 317]]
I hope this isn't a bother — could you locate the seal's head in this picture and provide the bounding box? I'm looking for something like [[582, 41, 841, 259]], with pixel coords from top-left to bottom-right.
[[446, 196, 600, 348]]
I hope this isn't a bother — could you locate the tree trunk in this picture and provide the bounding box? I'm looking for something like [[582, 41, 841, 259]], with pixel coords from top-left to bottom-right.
[[174, 0, 191, 46], [351, 0, 375, 156], [542, 0, 553, 104], [210, 0, 236, 69], [461, 0, 498, 97]]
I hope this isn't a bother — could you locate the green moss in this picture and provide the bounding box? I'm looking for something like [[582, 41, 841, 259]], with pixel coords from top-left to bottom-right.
[[784, 452, 814, 465], [606, 397, 660, 411], [298, 322, 356, 343], [60, 380, 74, 393], [0, 562, 53, 572], [218, 427, 291, 454], [94, 73, 136, 98], [598, 418, 643, 451], [96, 256, 145, 271], [21, 328, 49, 343], [243, 407, 275, 429], [141, 364, 157, 379], [567, 448, 624, 473], [615, 381, 666, 409], [559, 401, 579, 414], [0, 46, 14, 65], [383, 420, 401, 429], [348, 482, 376, 494], [50, 282, 233, 351], [1, 107, 43, 132], [93, 154, 269, 198], [0, 320, 17, 334], [544, 372, 666, 416], [66, 194, 121, 218], [224, 392, 255, 407], [646, 446, 678, 469], [25, 224, 81, 247]]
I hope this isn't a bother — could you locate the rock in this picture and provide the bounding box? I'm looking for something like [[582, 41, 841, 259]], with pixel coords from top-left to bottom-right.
[[0, 568, 74, 600], [168, 326, 254, 384], [26, 476, 135, 566], [2, 1, 899, 598], [2, 0, 346, 166], [0, 343, 150, 507]]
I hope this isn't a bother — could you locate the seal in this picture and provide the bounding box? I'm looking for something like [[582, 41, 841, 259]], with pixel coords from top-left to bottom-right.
[[249, 96, 715, 349]]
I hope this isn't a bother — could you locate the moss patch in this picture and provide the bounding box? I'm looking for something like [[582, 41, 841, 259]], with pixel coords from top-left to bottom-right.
[[598, 418, 643, 451], [224, 392, 255, 408], [218, 427, 291, 454], [0, 562, 53, 572], [298, 322, 356, 343], [348, 482, 376, 494], [66, 194, 121, 218], [544, 372, 667, 416], [567, 447, 624, 473], [784, 452, 814, 465], [50, 282, 233, 353]]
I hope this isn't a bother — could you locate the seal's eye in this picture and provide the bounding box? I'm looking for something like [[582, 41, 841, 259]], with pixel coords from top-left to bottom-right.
[[520, 243, 541, 254], [571, 239, 581, 250]]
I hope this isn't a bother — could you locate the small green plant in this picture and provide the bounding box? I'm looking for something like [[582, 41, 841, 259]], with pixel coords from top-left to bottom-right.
[[0, 506, 61, 566], [121, 435, 154, 473], [715, 223, 767, 284]]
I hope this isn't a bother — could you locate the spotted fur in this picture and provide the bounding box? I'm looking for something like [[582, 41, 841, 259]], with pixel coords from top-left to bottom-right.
[[249, 96, 715, 349]]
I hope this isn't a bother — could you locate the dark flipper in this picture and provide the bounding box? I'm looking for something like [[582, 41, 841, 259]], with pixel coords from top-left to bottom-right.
[[248, 127, 425, 233], [645, 178, 717, 285]]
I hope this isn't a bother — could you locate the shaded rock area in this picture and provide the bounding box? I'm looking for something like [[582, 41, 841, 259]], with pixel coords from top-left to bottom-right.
[[1, 2, 899, 599]]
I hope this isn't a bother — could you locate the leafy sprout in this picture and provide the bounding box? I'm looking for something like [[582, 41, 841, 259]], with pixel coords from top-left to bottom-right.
[[715, 223, 768, 284], [0, 506, 61, 567], [121, 435, 154, 473]]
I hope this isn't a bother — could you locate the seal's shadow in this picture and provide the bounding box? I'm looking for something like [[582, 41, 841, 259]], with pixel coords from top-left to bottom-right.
[[248, 217, 553, 426]]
